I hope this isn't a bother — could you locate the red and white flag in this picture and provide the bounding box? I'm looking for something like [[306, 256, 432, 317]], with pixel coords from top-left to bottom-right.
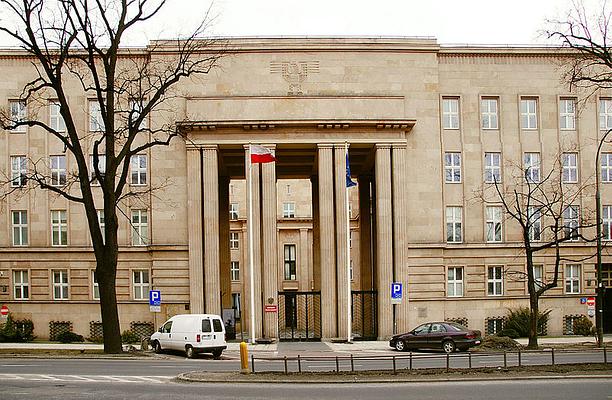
[[250, 145, 276, 163]]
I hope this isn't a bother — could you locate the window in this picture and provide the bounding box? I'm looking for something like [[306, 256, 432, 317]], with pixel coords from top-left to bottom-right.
[[13, 270, 29, 300], [232, 293, 241, 320], [12, 210, 28, 246], [131, 154, 147, 185], [528, 206, 542, 241], [562, 153, 578, 183], [446, 206, 462, 243], [51, 210, 67, 246], [520, 98, 538, 129], [350, 260, 354, 281], [9, 100, 26, 132], [230, 232, 239, 249], [444, 152, 461, 183], [11, 156, 27, 187], [129, 98, 148, 129], [604, 205, 612, 241], [283, 202, 296, 218], [131, 209, 148, 246], [231, 261, 240, 281], [533, 264, 545, 289], [563, 206, 580, 241], [97, 210, 105, 244], [486, 206, 502, 242], [92, 271, 99, 300], [601, 153, 612, 183], [53, 270, 69, 300], [89, 100, 104, 131], [481, 97, 499, 129], [133, 270, 150, 300], [230, 203, 239, 220], [50, 155, 66, 186], [284, 244, 297, 280], [447, 267, 464, 297], [49, 102, 66, 132], [487, 266, 504, 296], [442, 98, 459, 129], [600, 98, 612, 130], [442, 98, 460, 129], [484, 152, 502, 183], [524, 152, 540, 183], [565, 264, 581, 294], [559, 98, 576, 130], [90, 154, 106, 184], [486, 318, 504, 335]]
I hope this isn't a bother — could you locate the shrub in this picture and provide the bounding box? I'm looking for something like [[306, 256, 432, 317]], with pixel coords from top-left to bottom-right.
[[0, 314, 35, 342], [500, 307, 550, 338], [87, 335, 104, 344], [572, 315, 595, 336], [476, 335, 522, 351], [56, 331, 84, 343], [121, 330, 140, 344]]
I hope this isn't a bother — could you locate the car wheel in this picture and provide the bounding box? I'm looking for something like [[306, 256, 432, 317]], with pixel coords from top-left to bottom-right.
[[212, 349, 222, 359], [152, 341, 162, 354], [186, 345, 195, 359], [394, 340, 406, 352], [442, 340, 456, 353]]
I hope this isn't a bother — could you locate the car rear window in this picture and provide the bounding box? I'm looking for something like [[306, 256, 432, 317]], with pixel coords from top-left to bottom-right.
[[447, 322, 467, 332], [202, 319, 212, 333], [213, 318, 223, 333]]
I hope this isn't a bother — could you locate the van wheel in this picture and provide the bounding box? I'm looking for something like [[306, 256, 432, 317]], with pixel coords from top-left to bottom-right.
[[186, 346, 195, 359], [212, 349, 222, 359], [152, 341, 162, 354]]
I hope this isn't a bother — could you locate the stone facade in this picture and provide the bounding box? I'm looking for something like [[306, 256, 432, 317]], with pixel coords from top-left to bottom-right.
[[0, 37, 608, 340]]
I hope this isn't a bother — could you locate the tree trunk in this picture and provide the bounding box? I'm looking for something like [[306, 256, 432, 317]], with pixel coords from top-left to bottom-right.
[[528, 291, 539, 349], [97, 254, 122, 354]]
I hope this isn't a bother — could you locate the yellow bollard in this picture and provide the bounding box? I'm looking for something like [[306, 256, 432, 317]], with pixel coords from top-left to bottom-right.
[[240, 341, 250, 374]]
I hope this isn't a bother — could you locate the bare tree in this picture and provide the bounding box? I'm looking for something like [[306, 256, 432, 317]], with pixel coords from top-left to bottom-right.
[[477, 155, 596, 349], [0, 0, 224, 353]]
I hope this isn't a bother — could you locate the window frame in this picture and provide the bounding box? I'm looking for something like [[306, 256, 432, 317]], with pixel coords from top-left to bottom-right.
[[10, 155, 27, 187], [603, 205, 612, 241], [51, 210, 68, 247], [50, 155, 67, 187], [442, 97, 460, 129], [532, 264, 545, 290], [487, 265, 504, 296], [283, 202, 296, 218], [528, 206, 542, 242], [11, 210, 28, 246], [447, 266, 464, 297], [601, 153, 612, 183], [89, 100, 105, 132], [600, 98, 612, 131], [283, 243, 297, 280], [565, 264, 581, 294], [49, 101, 66, 132], [131, 209, 149, 246], [444, 152, 462, 183], [524, 152, 541, 183], [481, 97, 499, 130], [52, 270, 69, 300], [485, 206, 503, 243], [92, 270, 100, 300], [229, 231, 239, 249], [132, 269, 150, 300], [9, 100, 27, 133], [484, 152, 502, 184], [562, 152, 578, 183], [520, 97, 538, 130], [229, 203, 239, 220], [563, 205, 580, 242], [89, 154, 106, 185], [559, 98, 576, 130], [230, 261, 240, 281], [130, 154, 147, 186], [13, 270, 29, 300], [446, 206, 463, 243]]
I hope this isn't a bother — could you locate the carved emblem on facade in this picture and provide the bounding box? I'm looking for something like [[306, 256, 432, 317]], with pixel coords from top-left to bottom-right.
[[270, 61, 320, 95]]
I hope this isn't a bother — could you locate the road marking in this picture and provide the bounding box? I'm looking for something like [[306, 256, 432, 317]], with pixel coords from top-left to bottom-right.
[[0, 374, 172, 384]]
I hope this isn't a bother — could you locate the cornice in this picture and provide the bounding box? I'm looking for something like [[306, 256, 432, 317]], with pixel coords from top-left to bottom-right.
[[179, 118, 415, 131]]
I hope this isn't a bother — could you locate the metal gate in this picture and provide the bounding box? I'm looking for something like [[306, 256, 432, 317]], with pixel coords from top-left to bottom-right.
[[278, 291, 321, 341], [352, 290, 378, 340]]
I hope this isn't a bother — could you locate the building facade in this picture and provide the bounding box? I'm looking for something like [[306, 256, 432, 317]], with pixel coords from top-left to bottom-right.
[[0, 37, 610, 340]]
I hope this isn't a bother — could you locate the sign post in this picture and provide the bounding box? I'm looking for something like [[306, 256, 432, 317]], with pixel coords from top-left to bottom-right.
[[149, 290, 161, 313]]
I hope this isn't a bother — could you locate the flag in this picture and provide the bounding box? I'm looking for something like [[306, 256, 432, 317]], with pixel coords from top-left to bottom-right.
[[346, 153, 356, 188], [250, 145, 276, 163]]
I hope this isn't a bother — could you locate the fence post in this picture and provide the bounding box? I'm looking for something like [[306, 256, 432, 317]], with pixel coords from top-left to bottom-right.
[[468, 352, 472, 369], [446, 352, 450, 372], [335, 356, 339, 372], [409, 352, 413, 370], [518, 350, 521, 367], [350, 354, 354, 372], [393, 356, 396, 374], [251, 354, 255, 373], [551, 348, 555, 366], [284, 356, 288, 374], [503, 351, 507, 368], [298, 355, 302, 373]]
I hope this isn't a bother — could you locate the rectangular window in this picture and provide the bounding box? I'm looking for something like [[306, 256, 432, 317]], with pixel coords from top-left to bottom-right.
[[49, 102, 66, 132], [487, 266, 504, 296], [600, 98, 612, 130], [129, 98, 148, 130], [89, 100, 104, 131], [484, 152, 502, 183], [533, 264, 545, 289], [90, 154, 106, 185], [284, 244, 297, 280], [13, 270, 29, 300], [486, 318, 504, 335], [53, 270, 69, 300], [231, 261, 240, 281], [9, 100, 26, 132], [350, 260, 354, 281], [50, 155, 66, 186], [562, 153, 578, 183], [486, 206, 502, 242], [520, 98, 538, 129], [524, 152, 541, 183], [446, 207, 462, 243], [559, 98, 576, 130], [232, 293, 241, 320], [283, 202, 296, 218], [230, 232, 239, 249], [92, 271, 99, 300], [442, 98, 460, 129], [447, 267, 464, 297], [51, 210, 67, 246], [230, 203, 239, 220], [131, 154, 147, 185], [11, 155, 27, 187], [604, 205, 612, 241], [563, 205, 580, 241], [601, 153, 612, 183], [481, 97, 499, 129], [565, 264, 581, 294], [133, 270, 150, 300], [131, 209, 149, 246], [528, 206, 542, 241], [444, 152, 461, 183], [12, 210, 28, 246], [97, 210, 105, 244]]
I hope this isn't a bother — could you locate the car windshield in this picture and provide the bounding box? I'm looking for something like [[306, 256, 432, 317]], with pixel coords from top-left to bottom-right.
[[447, 322, 467, 332]]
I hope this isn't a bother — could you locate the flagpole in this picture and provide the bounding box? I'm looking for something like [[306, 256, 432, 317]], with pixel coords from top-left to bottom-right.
[[345, 142, 352, 343], [248, 144, 256, 344]]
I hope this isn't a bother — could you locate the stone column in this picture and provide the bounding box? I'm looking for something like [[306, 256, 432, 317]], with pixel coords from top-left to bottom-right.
[[219, 176, 232, 310], [187, 148, 204, 314], [317, 144, 337, 338], [299, 228, 310, 290], [311, 177, 321, 291], [244, 146, 263, 340], [375, 144, 394, 339], [261, 146, 278, 339], [392, 144, 409, 333], [358, 175, 373, 291], [334, 144, 351, 339], [202, 145, 221, 314]]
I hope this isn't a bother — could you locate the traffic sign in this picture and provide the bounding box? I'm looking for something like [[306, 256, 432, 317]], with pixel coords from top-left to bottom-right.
[[586, 297, 596, 308], [391, 282, 403, 304], [0, 305, 8, 317], [149, 290, 161, 313], [580, 297, 587, 304], [264, 305, 278, 313]]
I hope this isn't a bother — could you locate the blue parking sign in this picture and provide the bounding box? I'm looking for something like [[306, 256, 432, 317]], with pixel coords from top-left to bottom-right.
[[391, 282, 402, 304], [149, 290, 161, 306]]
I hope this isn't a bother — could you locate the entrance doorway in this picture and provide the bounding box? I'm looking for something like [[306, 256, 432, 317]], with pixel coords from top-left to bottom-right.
[[278, 291, 321, 341]]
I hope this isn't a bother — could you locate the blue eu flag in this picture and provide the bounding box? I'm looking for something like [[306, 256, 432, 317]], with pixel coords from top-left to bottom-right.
[[346, 153, 356, 188]]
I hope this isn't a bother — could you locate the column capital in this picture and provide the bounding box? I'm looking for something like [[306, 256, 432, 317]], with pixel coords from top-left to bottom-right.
[[375, 143, 392, 150], [317, 143, 334, 150], [391, 143, 408, 150], [333, 143, 350, 149], [201, 144, 219, 151]]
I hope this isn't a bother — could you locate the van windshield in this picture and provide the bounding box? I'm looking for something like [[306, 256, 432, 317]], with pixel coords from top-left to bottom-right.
[[202, 319, 212, 333]]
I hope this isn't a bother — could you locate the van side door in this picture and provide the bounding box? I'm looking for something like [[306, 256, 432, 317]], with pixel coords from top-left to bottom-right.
[[201, 317, 213, 347], [212, 317, 225, 345], [159, 320, 173, 349]]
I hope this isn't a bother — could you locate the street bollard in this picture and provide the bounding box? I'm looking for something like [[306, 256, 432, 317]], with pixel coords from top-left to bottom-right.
[[551, 348, 555, 366], [335, 356, 339, 372], [284, 356, 288, 374], [446, 353, 450, 372], [350, 354, 354, 372], [251, 354, 255, 373], [240, 342, 250, 374], [298, 354, 302, 373], [409, 352, 413, 370], [503, 352, 507, 368], [468, 352, 472, 369], [518, 350, 522, 367], [393, 356, 396, 374]]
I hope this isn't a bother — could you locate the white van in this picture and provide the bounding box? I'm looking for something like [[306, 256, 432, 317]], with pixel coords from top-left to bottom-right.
[[150, 314, 227, 359]]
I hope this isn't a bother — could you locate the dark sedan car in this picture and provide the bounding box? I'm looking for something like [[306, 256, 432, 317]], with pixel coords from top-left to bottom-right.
[[389, 322, 482, 353]]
